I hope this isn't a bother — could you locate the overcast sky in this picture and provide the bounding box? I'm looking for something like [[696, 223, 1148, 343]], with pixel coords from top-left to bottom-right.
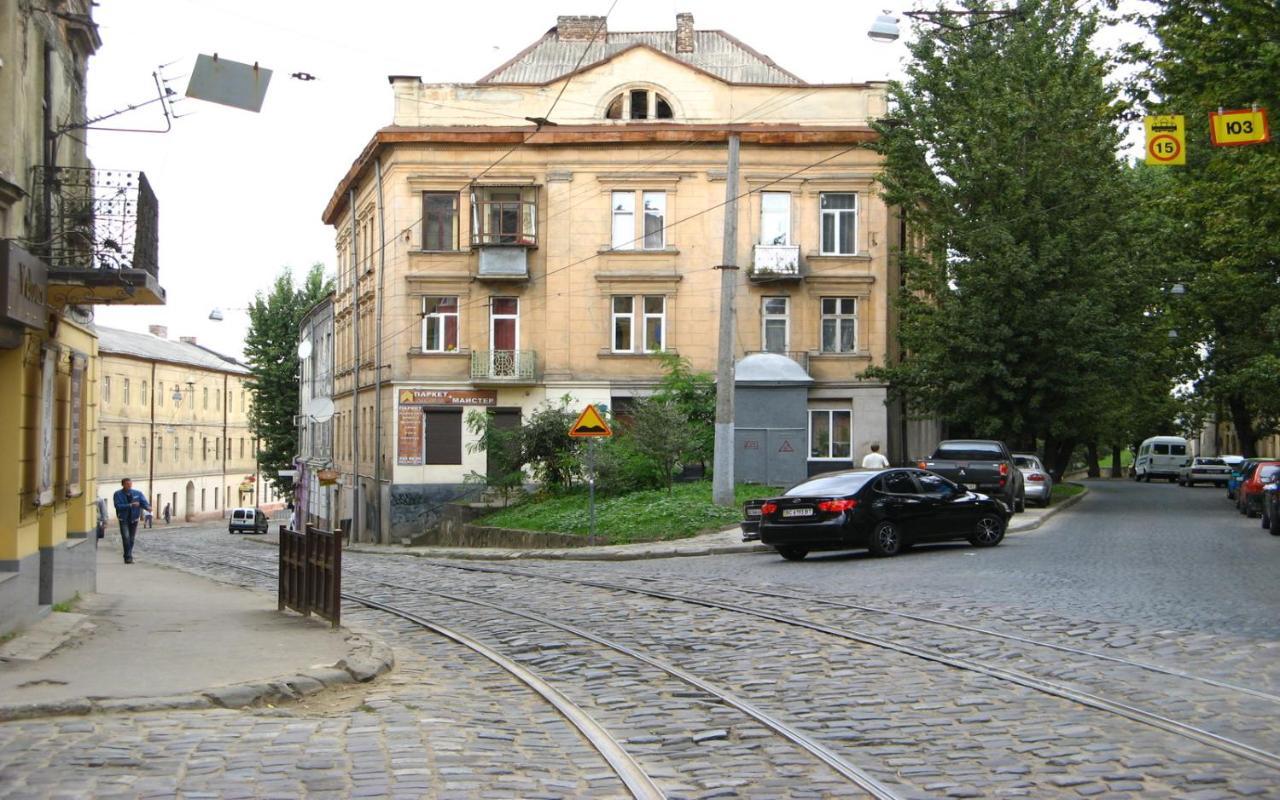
[[86, 0, 914, 358]]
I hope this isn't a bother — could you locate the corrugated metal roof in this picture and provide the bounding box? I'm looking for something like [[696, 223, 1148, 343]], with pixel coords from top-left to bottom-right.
[[481, 30, 805, 86], [97, 326, 249, 375]]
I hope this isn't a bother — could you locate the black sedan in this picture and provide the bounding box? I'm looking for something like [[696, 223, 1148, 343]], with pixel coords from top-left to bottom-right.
[[758, 468, 1011, 561]]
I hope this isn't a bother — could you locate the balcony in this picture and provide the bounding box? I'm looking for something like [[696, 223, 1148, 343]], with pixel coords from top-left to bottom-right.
[[29, 166, 164, 305], [471, 350, 538, 384], [746, 350, 809, 372], [476, 247, 529, 280], [750, 245, 802, 281]]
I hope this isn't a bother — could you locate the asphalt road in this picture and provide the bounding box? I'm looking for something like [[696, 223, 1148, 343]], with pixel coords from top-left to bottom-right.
[[592, 478, 1280, 639]]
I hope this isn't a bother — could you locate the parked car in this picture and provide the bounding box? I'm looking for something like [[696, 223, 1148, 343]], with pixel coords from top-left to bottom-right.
[[741, 499, 765, 541], [1222, 455, 1247, 499], [1233, 460, 1263, 509], [919, 440, 1025, 512], [1133, 435, 1190, 482], [229, 507, 269, 534], [1177, 456, 1231, 487], [1012, 454, 1053, 507], [1263, 480, 1280, 534], [758, 468, 1011, 561], [1238, 462, 1280, 518]]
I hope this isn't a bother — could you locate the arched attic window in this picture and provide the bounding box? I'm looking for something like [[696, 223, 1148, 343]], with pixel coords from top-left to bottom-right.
[[604, 88, 675, 120]]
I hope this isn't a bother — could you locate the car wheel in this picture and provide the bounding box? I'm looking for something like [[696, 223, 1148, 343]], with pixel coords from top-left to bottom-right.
[[1263, 512, 1271, 530], [1040, 494, 1051, 508], [1015, 491, 1026, 513], [868, 521, 903, 557], [969, 514, 1006, 547], [777, 547, 808, 561], [1246, 502, 1260, 519]]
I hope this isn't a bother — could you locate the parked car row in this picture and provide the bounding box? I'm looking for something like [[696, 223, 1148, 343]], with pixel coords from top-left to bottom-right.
[[1229, 458, 1280, 531]]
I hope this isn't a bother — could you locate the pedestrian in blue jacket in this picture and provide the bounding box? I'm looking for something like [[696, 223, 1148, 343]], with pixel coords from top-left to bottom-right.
[[112, 478, 150, 564]]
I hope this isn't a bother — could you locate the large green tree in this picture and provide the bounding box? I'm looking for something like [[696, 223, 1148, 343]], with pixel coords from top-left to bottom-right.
[[871, 0, 1164, 476], [244, 264, 332, 496], [1133, 0, 1280, 456]]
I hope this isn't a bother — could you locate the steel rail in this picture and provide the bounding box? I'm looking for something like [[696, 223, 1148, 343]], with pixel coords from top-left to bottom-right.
[[216, 561, 665, 800], [417, 560, 1280, 774], [216, 558, 905, 800]]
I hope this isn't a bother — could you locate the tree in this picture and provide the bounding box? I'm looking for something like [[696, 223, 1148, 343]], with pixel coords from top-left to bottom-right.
[[1131, 0, 1280, 456], [464, 396, 584, 495], [650, 352, 715, 472], [619, 397, 688, 493], [869, 0, 1156, 478], [244, 264, 332, 496]]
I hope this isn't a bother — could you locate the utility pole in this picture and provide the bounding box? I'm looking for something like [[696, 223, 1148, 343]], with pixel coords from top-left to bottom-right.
[[712, 132, 740, 507]]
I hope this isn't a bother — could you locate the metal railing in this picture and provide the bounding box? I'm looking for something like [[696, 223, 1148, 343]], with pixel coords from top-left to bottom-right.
[[751, 244, 801, 278], [278, 523, 342, 627], [28, 166, 158, 277], [471, 350, 537, 381]]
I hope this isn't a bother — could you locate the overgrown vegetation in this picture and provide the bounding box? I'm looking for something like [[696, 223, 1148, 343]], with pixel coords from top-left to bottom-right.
[[51, 592, 80, 613], [1052, 483, 1087, 501]]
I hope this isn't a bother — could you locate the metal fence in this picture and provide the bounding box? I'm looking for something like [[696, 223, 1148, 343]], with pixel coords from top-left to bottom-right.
[[278, 524, 342, 627]]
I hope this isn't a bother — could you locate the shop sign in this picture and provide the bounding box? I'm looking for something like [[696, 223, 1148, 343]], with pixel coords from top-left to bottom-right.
[[0, 241, 48, 330], [36, 348, 55, 506], [397, 406, 424, 465], [67, 352, 86, 497], [398, 388, 497, 407]]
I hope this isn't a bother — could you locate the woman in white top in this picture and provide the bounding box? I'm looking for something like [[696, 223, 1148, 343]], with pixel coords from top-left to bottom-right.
[[861, 444, 890, 469]]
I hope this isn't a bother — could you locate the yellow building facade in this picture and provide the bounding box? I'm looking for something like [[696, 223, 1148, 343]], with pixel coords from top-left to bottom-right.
[[322, 14, 903, 542], [96, 327, 260, 523], [1, 1, 166, 633]]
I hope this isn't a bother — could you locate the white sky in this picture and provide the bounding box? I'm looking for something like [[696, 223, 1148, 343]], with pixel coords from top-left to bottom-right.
[[86, 0, 912, 358]]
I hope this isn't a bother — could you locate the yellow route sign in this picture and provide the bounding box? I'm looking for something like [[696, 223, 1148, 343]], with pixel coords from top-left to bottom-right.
[[1144, 115, 1186, 166], [1210, 108, 1270, 147], [569, 403, 612, 438]]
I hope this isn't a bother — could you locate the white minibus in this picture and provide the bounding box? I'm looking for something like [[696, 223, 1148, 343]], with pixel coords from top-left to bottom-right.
[[1133, 435, 1190, 482]]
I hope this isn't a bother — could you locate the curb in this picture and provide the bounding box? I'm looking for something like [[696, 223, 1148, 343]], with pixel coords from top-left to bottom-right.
[[0, 628, 395, 723], [1007, 482, 1089, 534]]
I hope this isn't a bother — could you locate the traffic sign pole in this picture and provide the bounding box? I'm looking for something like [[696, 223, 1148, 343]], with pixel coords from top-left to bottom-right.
[[587, 439, 597, 546]]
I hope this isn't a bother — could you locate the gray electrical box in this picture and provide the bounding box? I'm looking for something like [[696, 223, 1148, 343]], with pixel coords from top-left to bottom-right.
[[734, 353, 812, 489]]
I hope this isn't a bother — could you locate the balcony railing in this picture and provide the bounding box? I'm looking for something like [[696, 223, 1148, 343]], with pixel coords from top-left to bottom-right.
[[751, 244, 801, 280], [30, 166, 158, 278], [471, 350, 537, 382], [746, 350, 810, 371]]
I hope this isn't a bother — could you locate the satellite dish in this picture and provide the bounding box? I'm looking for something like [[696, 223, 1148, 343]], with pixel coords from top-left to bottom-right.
[[309, 397, 335, 423], [297, 339, 312, 359]]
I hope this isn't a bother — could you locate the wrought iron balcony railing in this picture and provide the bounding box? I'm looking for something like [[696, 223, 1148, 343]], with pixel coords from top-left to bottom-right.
[[471, 350, 537, 382], [29, 166, 158, 278]]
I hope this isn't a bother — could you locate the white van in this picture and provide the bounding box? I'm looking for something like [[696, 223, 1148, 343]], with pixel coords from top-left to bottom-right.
[[1133, 436, 1190, 482], [229, 507, 268, 534]]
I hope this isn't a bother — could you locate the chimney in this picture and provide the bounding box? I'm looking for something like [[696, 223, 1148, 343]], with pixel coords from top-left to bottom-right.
[[179, 336, 197, 345], [676, 13, 695, 53], [557, 15, 606, 42], [149, 325, 168, 339]]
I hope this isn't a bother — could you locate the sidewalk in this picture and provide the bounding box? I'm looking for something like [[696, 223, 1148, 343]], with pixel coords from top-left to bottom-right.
[[0, 544, 393, 721], [256, 484, 1089, 563]]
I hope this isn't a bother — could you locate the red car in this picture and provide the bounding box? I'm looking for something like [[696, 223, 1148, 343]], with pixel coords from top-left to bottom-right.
[[1238, 461, 1280, 518]]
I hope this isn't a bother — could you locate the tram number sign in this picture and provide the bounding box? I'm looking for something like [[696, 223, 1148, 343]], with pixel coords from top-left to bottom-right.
[[1144, 115, 1186, 166], [1210, 108, 1270, 147]]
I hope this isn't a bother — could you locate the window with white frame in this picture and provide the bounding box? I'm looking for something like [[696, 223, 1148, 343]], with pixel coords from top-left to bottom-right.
[[421, 296, 459, 352], [611, 295, 667, 352], [611, 192, 634, 250], [762, 297, 789, 353], [820, 297, 857, 353], [760, 192, 791, 245], [810, 409, 852, 460], [642, 192, 666, 249], [102, 376, 111, 404], [123, 378, 130, 406], [819, 192, 857, 255]]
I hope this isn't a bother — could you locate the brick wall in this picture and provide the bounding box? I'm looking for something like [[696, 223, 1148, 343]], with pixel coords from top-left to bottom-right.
[[676, 13, 695, 53], [557, 16, 606, 42]]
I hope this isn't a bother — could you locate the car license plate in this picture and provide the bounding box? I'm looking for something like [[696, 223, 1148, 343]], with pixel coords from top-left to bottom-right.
[[783, 508, 813, 518], [746, 508, 761, 517], [964, 483, 977, 490]]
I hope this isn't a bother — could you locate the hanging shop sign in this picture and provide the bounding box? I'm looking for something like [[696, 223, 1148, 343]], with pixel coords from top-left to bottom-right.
[[0, 241, 48, 331], [1209, 107, 1270, 147]]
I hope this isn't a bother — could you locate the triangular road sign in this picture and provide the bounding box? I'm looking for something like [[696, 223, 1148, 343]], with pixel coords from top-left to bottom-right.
[[569, 404, 613, 437]]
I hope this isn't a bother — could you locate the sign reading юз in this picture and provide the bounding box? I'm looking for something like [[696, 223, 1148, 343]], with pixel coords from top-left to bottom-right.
[[1209, 108, 1271, 147]]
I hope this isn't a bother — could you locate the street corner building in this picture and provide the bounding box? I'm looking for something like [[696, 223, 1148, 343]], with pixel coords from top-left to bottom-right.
[[321, 13, 929, 542], [0, 1, 166, 633]]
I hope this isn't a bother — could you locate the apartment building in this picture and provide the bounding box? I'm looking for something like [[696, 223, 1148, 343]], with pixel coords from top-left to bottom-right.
[[323, 13, 900, 541], [295, 295, 337, 531], [96, 326, 261, 522]]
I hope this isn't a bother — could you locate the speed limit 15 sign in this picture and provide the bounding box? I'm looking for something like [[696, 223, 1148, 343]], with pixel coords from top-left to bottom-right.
[[1210, 108, 1271, 147], [1144, 115, 1186, 166]]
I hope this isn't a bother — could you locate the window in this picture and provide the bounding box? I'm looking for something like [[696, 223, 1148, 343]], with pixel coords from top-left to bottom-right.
[[216, 389, 221, 411], [611, 191, 635, 250], [471, 186, 536, 245], [157, 382, 163, 407], [642, 192, 666, 249], [123, 436, 129, 463], [612, 295, 666, 352], [421, 296, 459, 352], [188, 437, 194, 459], [760, 192, 791, 246], [630, 89, 648, 119], [820, 192, 857, 255], [422, 192, 459, 251], [201, 489, 206, 512], [810, 409, 852, 460], [604, 88, 675, 120], [157, 437, 163, 463], [173, 439, 179, 462], [762, 297, 789, 353], [915, 471, 955, 499], [123, 379, 130, 406], [424, 408, 463, 465], [216, 438, 221, 460], [642, 295, 665, 352], [202, 438, 208, 461], [102, 436, 109, 464], [612, 296, 634, 352], [214, 488, 219, 510], [141, 381, 148, 407], [141, 438, 147, 463], [240, 439, 244, 459], [605, 95, 623, 119], [203, 387, 209, 409], [877, 471, 917, 495], [102, 377, 111, 404], [820, 297, 857, 353]]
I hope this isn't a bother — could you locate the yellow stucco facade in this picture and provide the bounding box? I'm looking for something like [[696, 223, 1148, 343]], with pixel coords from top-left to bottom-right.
[[323, 15, 902, 542]]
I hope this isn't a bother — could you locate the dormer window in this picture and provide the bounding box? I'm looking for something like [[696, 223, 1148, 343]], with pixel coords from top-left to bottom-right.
[[604, 88, 675, 120]]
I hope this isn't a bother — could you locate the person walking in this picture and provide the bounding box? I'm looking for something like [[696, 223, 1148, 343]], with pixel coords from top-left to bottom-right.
[[112, 478, 150, 564], [861, 443, 890, 470], [162, 503, 171, 525], [143, 508, 153, 529]]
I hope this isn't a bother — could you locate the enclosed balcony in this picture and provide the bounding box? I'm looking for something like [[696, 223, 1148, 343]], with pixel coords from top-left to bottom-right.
[[472, 185, 537, 281], [470, 350, 538, 384], [29, 166, 165, 305], [750, 245, 802, 281]]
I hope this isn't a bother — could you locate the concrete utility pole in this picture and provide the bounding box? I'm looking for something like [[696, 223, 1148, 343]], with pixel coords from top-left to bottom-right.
[[712, 132, 740, 507]]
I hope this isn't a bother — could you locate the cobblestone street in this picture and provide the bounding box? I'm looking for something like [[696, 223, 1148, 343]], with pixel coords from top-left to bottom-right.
[[3, 480, 1279, 798]]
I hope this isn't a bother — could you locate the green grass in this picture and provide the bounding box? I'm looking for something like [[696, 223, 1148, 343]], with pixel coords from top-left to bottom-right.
[[1052, 482, 1086, 501], [476, 481, 782, 545], [51, 592, 81, 613], [1097, 450, 1134, 469]]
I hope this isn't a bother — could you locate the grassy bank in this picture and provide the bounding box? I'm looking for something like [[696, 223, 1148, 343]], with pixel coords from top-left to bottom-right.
[[1052, 482, 1086, 501], [476, 482, 781, 545]]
